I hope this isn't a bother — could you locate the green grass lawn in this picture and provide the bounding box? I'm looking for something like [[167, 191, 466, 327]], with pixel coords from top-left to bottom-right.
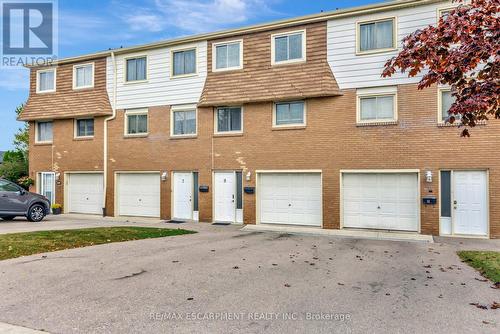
[[0, 227, 196, 261], [457, 250, 500, 283]]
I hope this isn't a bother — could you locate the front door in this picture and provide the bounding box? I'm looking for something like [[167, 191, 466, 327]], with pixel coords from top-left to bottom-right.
[[214, 172, 236, 222], [173, 172, 193, 220], [453, 171, 488, 236], [39, 172, 55, 205]]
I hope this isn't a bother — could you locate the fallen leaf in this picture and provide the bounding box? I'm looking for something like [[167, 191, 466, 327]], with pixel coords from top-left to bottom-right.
[[232, 266, 239, 269], [470, 303, 488, 310], [491, 302, 500, 309], [475, 278, 488, 282], [187, 297, 194, 301], [284, 283, 291, 288]]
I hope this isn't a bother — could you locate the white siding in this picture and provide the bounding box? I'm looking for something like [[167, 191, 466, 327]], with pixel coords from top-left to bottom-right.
[[327, 1, 453, 89], [106, 41, 207, 110]]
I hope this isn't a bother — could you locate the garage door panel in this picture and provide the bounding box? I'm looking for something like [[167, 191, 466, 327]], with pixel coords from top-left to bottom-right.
[[259, 173, 322, 227], [118, 174, 160, 218], [68, 173, 104, 215], [343, 173, 418, 231]]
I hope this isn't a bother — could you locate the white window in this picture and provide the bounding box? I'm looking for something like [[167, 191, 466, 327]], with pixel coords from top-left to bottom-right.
[[357, 18, 396, 54], [73, 63, 94, 89], [171, 107, 197, 136], [172, 48, 197, 77], [357, 87, 397, 124], [213, 40, 242, 71], [36, 69, 56, 93], [125, 56, 147, 82], [439, 88, 461, 123], [273, 101, 306, 127], [75, 118, 94, 138], [438, 7, 455, 20], [271, 30, 306, 65], [215, 107, 242, 133], [36, 121, 53, 143], [125, 109, 148, 136]]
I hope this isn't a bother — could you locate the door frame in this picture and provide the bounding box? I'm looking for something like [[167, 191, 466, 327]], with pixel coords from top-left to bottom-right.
[[339, 169, 421, 233], [439, 169, 489, 238], [171, 171, 194, 220], [63, 171, 104, 214], [255, 170, 323, 227], [212, 170, 242, 223], [114, 171, 161, 217], [37, 171, 56, 205]]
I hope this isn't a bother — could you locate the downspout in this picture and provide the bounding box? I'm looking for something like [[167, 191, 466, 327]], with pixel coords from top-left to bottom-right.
[[103, 51, 117, 216]]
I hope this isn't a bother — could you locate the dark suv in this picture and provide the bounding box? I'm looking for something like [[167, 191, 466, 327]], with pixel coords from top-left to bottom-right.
[[0, 178, 50, 222]]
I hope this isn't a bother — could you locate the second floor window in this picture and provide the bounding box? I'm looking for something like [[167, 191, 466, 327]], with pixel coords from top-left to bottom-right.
[[172, 108, 197, 136], [172, 49, 196, 76], [216, 107, 242, 133], [125, 110, 148, 135], [272, 30, 305, 64], [358, 18, 395, 53], [214, 41, 242, 71], [36, 121, 53, 143], [73, 63, 94, 89], [126, 57, 147, 82], [274, 101, 305, 126], [37, 69, 55, 93], [440, 89, 460, 123], [76, 119, 94, 137]]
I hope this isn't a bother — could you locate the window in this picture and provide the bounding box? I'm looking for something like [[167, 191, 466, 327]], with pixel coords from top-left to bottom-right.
[[171, 108, 197, 136], [236, 171, 243, 210], [172, 49, 196, 76], [0, 180, 20, 192], [75, 118, 94, 138], [36, 121, 53, 143], [357, 88, 397, 124], [440, 171, 451, 218], [439, 89, 461, 123], [216, 107, 242, 133], [214, 40, 242, 71], [39, 172, 55, 205], [73, 63, 94, 89], [126, 56, 147, 82], [125, 109, 148, 136], [438, 7, 455, 20], [358, 18, 395, 53], [37, 69, 56, 93], [274, 101, 306, 126], [272, 30, 306, 64], [193, 172, 199, 212]]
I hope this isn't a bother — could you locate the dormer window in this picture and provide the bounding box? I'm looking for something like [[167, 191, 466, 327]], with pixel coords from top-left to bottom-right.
[[36, 69, 56, 93], [271, 30, 306, 65], [73, 63, 94, 89]]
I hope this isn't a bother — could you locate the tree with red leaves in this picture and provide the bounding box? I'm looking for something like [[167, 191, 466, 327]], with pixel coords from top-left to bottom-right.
[[382, 0, 499, 136]]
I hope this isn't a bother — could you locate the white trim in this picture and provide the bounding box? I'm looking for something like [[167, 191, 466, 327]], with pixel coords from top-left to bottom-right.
[[72, 62, 95, 90], [271, 29, 307, 65], [124, 108, 149, 137], [437, 4, 457, 19], [212, 39, 244, 72], [170, 104, 198, 138], [356, 87, 398, 125], [74, 118, 95, 139], [36, 68, 56, 93], [34, 120, 54, 144], [214, 106, 244, 135], [355, 16, 398, 56], [114, 171, 161, 218], [170, 45, 199, 79], [272, 100, 307, 128], [339, 169, 421, 234], [255, 170, 323, 227], [123, 54, 148, 84]]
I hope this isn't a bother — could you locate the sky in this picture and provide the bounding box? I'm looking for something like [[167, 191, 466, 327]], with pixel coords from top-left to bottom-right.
[[0, 0, 383, 151]]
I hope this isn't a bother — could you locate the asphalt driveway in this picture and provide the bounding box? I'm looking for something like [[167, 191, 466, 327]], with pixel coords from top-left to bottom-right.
[[0, 215, 499, 333]]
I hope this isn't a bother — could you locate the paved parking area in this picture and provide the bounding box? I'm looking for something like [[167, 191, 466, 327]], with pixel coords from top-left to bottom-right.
[[0, 215, 499, 333]]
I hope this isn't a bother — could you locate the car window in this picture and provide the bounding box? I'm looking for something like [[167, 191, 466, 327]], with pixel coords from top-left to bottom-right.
[[0, 180, 20, 192]]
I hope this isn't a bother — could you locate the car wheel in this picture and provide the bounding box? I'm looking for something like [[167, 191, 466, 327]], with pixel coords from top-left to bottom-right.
[[0, 216, 16, 221], [27, 204, 46, 222]]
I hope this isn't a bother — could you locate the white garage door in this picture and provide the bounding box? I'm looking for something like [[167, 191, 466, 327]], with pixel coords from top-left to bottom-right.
[[117, 173, 160, 217], [67, 173, 104, 215], [342, 173, 419, 231], [259, 173, 322, 226]]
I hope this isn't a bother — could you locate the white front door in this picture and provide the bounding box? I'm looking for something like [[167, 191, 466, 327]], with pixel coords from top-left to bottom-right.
[[39, 172, 55, 205], [342, 173, 419, 231], [259, 173, 322, 226], [173, 172, 193, 220], [214, 172, 236, 222], [67, 173, 104, 215], [453, 171, 488, 236], [117, 173, 161, 217]]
